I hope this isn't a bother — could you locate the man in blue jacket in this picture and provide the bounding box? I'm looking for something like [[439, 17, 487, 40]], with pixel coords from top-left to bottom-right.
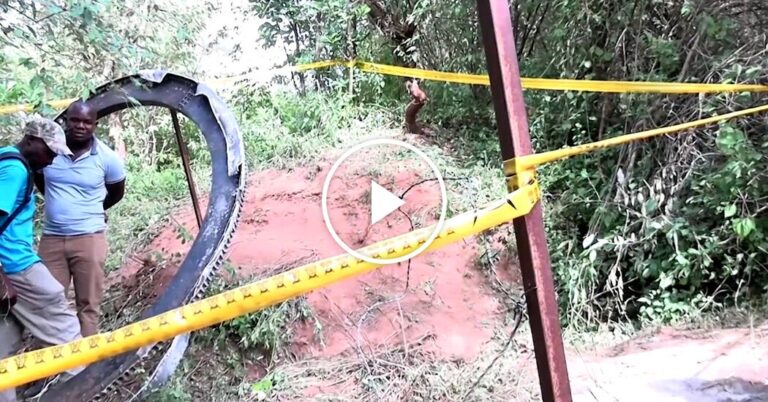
[[0, 118, 84, 402]]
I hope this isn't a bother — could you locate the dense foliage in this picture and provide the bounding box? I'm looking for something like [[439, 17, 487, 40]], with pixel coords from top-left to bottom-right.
[[1, 1, 207, 102], [1, 0, 766, 328]]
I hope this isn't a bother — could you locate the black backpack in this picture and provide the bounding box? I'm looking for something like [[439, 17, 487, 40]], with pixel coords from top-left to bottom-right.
[[0, 151, 34, 314]]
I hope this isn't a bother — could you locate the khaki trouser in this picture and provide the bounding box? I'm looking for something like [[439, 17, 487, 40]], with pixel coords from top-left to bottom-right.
[[38, 232, 107, 337], [0, 262, 84, 402]]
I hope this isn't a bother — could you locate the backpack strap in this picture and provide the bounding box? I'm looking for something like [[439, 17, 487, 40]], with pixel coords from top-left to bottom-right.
[[0, 152, 34, 236]]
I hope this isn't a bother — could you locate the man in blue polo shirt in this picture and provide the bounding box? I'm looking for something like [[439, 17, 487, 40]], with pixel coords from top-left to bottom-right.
[[0, 117, 84, 402], [35, 100, 126, 337]]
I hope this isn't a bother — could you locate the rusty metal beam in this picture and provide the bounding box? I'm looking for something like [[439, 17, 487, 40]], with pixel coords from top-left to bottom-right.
[[170, 109, 203, 229], [476, 1, 573, 401]]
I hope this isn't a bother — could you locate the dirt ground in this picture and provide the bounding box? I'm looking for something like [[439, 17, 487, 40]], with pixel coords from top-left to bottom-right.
[[568, 323, 768, 401], [111, 146, 768, 401]]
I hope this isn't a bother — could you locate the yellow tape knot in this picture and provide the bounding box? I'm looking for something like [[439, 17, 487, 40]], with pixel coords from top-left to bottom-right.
[[503, 158, 537, 191]]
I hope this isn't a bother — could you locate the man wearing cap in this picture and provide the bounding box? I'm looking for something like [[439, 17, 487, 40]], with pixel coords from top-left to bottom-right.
[[35, 100, 126, 337], [0, 118, 84, 401]]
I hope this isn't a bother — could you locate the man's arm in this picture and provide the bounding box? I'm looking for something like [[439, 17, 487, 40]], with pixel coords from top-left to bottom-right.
[[33, 172, 45, 196], [103, 179, 125, 210], [0, 163, 27, 217], [103, 148, 127, 211]]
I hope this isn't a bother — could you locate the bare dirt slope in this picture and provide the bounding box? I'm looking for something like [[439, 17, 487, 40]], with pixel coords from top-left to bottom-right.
[[569, 324, 768, 401], [109, 145, 768, 401], [113, 147, 511, 366]]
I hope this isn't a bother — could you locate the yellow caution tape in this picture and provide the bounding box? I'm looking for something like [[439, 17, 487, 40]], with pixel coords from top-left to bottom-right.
[[3, 59, 768, 115], [262, 59, 768, 93], [0, 98, 77, 116], [293, 59, 354, 72], [354, 61, 490, 86], [354, 61, 768, 93], [0, 181, 540, 391], [503, 103, 768, 175], [517, 78, 768, 94]]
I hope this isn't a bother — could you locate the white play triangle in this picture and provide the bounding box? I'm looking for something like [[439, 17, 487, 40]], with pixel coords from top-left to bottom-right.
[[370, 180, 405, 225]]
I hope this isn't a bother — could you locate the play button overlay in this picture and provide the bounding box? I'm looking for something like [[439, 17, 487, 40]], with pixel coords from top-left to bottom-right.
[[370, 180, 405, 225], [321, 138, 447, 265]]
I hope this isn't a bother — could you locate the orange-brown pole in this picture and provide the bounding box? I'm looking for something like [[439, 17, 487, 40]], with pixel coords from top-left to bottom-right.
[[477, 1, 573, 401]]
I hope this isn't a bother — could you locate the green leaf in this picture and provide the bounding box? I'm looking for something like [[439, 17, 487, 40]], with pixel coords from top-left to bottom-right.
[[716, 126, 745, 153], [732, 218, 756, 239], [70, 3, 85, 17], [724, 204, 737, 218], [681, 0, 694, 16], [746, 66, 762, 77], [79, 87, 93, 101], [19, 57, 36, 69], [643, 198, 658, 215], [659, 271, 675, 289], [176, 26, 189, 41], [251, 378, 273, 392]]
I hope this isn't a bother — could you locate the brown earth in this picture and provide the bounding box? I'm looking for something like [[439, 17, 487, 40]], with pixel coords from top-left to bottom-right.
[[111, 148, 512, 367], [109, 145, 768, 401], [569, 323, 768, 401]]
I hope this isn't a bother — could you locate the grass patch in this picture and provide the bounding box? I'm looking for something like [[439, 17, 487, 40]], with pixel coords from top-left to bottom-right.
[[233, 88, 398, 171], [104, 162, 212, 272], [147, 322, 542, 402], [195, 274, 321, 363], [145, 271, 322, 401], [146, 340, 245, 402], [196, 267, 322, 357]]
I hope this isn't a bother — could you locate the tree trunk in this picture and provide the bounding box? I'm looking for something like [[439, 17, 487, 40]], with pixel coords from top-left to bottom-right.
[[405, 80, 428, 134]]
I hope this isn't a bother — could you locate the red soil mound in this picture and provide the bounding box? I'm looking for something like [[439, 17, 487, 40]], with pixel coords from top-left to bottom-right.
[[112, 154, 516, 363]]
